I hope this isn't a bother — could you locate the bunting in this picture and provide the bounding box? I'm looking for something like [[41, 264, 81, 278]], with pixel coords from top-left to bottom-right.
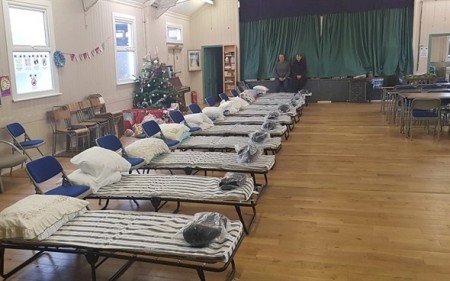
[[63, 42, 105, 63]]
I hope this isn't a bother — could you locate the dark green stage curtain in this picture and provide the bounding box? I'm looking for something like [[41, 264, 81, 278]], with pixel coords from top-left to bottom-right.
[[240, 15, 321, 80], [321, 7, 413, 77], [240, 7, 413, 79]]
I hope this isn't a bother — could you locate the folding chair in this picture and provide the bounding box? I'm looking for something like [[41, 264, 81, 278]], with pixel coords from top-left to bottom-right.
[[205, 96, 217, 106], [25, 156, 91, 198], [96, 134, 145, 173], [230, 89, 239, 97], [188, 103, 202, 114], [408, 98, 441, 140], [219, 92, 229, 101], [6, 122, 45, 160], [0, 140, 27, 193], [168, 111, 201, 132], [141, 120, 180, 149]]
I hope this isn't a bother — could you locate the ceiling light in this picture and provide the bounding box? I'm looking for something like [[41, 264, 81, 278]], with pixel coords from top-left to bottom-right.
[[204, 0, 213, 5]]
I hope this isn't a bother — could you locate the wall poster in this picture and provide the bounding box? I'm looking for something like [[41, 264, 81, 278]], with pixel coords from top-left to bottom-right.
[[13, 51, 53, 95]]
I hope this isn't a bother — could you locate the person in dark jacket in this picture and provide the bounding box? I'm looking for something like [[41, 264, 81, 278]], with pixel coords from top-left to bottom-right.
[[291, 52, 307, 93], [275, 53, 290, 92]]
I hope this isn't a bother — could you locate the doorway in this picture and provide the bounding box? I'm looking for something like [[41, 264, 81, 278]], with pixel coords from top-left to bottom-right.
[[428, 33, 450, 80], [202, 46, 223, 102]]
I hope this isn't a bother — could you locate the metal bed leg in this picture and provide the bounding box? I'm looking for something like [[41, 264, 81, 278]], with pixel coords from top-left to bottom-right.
[[85, 253, 99, 281], [173, 201, 181, 213], [234, 205, 256, 235], [0, 248, 45, 279], [196, 269, 206, 281], [100, 199, 110, 210], [225, 260, 237, 281], [109, 259, 135, 281]]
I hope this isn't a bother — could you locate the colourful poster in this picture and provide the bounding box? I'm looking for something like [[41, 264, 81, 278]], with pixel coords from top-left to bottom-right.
[[0, 76, 11, 97]]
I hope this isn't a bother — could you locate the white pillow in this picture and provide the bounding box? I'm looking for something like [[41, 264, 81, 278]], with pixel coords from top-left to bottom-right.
[[184, 113, 214, 130], [202, 107, 224, 120], [253, 85, 269, 92], [125, 138, 170, 164], [0, 195, 89, 240], [68, 169, 122, 193], [159, 123, 190, 141], [219, 100, 239, 113], [240, 91, 256, 103], [71, 147, 131, 178], [184, 113, 205, 125], [230, 97, 250, 108]]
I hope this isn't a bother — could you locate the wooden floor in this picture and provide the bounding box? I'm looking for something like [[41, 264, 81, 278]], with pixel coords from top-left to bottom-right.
[[2, 102, 450, 281]]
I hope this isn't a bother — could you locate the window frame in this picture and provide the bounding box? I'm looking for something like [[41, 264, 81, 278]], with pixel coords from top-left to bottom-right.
[[2, 0, 60, 102], [113, 13, 137, 85], [166, 22, 183, 44]]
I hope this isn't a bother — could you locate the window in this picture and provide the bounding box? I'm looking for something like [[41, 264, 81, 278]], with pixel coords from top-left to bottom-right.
[[166, 23, 183, 44], [2, 0, 59, 101], [113, 13, 137, 84]]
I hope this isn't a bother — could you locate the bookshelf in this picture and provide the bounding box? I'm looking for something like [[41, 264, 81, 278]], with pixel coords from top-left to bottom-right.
[[223, 45, 237, 95]]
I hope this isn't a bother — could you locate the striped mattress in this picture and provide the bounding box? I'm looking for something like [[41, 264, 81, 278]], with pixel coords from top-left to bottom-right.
[[230, 108, 296, 116], [42, 210, 243, 262], [178, 136, 281, 151], [193, 124, 287, 137], [253, 98, 305, 106], [90, 174, 255, 202], [214, 115, 292, 125], [145, 152, 275, 173]]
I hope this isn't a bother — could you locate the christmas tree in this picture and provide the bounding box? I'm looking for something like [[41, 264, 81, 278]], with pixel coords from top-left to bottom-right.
[[133, 57, 178, 108]]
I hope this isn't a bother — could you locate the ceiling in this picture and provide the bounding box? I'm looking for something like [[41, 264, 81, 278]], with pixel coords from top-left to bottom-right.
[[117, 0, 209, 16]]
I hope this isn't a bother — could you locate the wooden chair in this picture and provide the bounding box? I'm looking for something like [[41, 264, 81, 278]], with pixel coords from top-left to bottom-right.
[[48, 106, 90, 156]]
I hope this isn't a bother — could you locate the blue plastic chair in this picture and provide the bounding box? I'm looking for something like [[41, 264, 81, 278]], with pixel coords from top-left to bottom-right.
[[237, 86, 245, 93], [141, 120, 180, 149], [230, 89, 239, 97], [6, 122, 45, 160], [244, 81, 254, 89], [219, 93, 229, 101], [188, 103, 202, 114], [168, 111, 201, 133], [25, 156, 91, 198], [96, 135, 145, 173], [205, 96, 217, 106]]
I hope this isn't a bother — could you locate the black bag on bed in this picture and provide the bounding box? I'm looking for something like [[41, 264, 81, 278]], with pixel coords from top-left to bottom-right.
[[249, 130, 270, 143], [235, 143, 261, 163], [261, 120, 277, 131], [219, 172, 248, 190], [278, 104, 291, 113], [182, 212, 229, 247], [265, 111, 280, 120]]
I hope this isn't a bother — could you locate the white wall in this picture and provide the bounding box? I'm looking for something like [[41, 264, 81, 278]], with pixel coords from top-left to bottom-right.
[[0, 0, 144, 156], [144, 8, 191, 87], [188, 0, 240, 102], [413, 0, 450, 74]]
